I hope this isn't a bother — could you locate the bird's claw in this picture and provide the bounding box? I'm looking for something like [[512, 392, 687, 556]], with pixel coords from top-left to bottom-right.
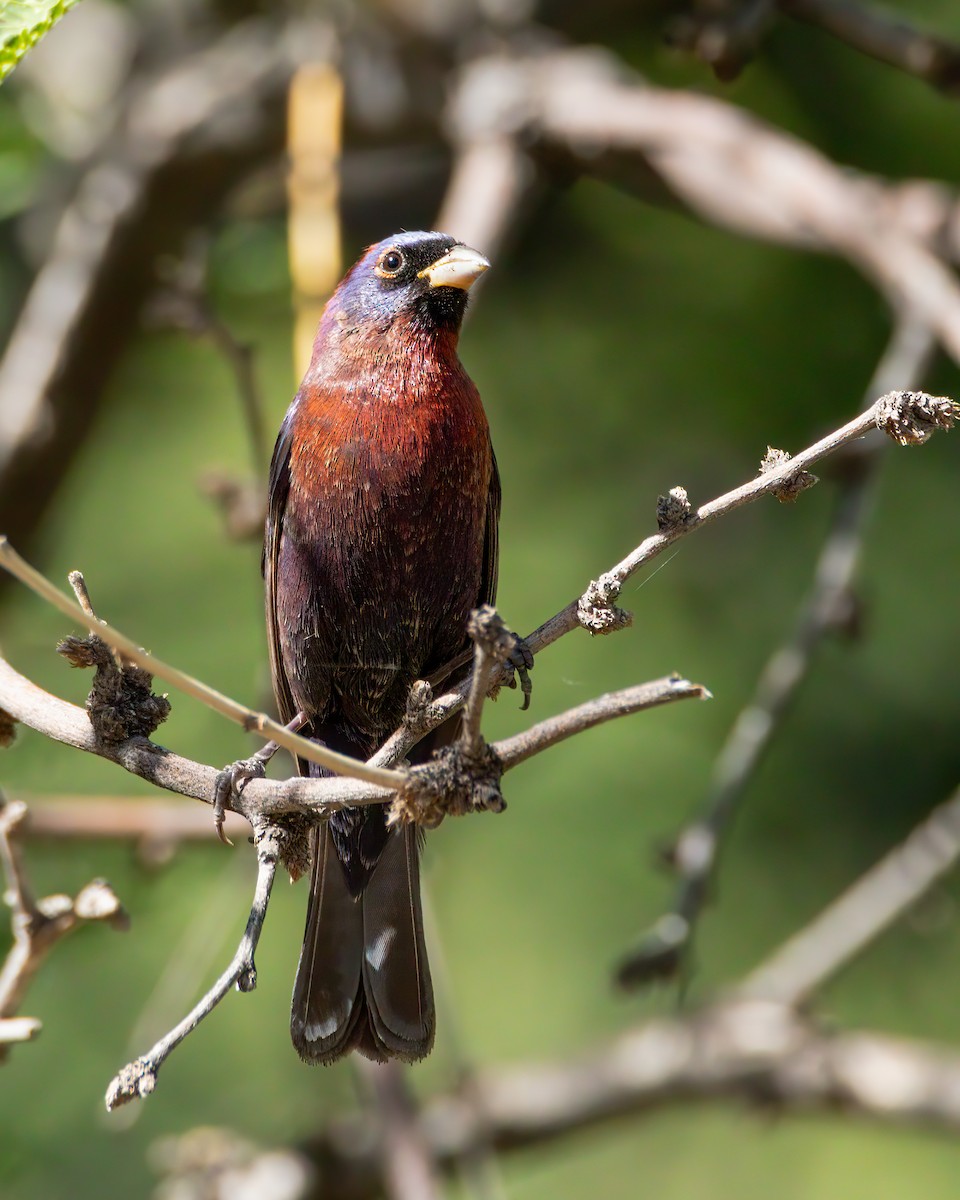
[[213, 756, 267, 846], [503, 635, 534, 711]]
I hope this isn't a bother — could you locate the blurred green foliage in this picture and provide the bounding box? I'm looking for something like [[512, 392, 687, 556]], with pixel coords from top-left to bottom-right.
[[1, 6, 960, 1198]]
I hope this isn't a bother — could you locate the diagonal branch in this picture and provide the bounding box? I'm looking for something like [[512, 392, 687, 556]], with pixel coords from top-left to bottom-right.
[[781, 0, 960, 94], [0, 390, 954, 831], [105, 821, 281, 1109], [0, 538, 404, 793], [525, 389, 958, 658], [495, 677, 710, 770], [741, 779, 960, 1006], [616, 316, 937, 988]]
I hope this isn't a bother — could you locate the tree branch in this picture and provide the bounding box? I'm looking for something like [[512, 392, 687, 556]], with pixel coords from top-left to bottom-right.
[[0, 390, 954, 833], [105, 821, 281, 1109], [0, 18, 332, 557], [782, 0, 960, 94], [531, 389, 957, 652], [0, 538, 404, 793], [20, 794, 250, 850], [0, 792, 128, 1056], [282, 1003, 960, 1199], [616, 316, 937, 987], [495, 676, 709, 770], [741, 780, 960, 1006], [457, 47, 960, 366]]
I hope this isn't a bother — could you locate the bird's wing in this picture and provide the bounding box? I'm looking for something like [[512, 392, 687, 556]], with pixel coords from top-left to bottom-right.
[[262, 416, 298, 726], [479, 445, 501, 609], [422, 445, 501, 693]]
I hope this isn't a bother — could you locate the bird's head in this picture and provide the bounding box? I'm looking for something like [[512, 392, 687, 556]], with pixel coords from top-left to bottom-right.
[[327, 231, 490, 339]]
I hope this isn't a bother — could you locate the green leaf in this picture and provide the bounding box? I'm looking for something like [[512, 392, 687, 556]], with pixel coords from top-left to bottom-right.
[[0, 0, 82, 84]]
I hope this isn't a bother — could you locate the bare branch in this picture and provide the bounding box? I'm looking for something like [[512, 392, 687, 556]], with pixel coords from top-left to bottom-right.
[[0, 653, 393, 820], [0, 792, 128, 1053], [0, 391, 953, 833], [0, 1017, 42, 1045], [742, 780, 960, 1006], [495, 676, 710, 770], [461, 608, 516, 758], [150, 247, 270, 477], [0, 539, 405, 792], [22, 794, 250, 848], [782, 0, 960, 93], [465, 48, 960, 367], [105, 821, 281, 1109], [294, 1003, 960, 1198], [617, 319, 938, 988], [148, 245, 270, 540], [529, 389, 957, 654]]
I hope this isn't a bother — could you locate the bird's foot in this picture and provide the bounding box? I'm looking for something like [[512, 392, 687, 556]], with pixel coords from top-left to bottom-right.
[[503, 635, 534, 711], [212, 713, 309, 844], [212, 754, 268, 845]]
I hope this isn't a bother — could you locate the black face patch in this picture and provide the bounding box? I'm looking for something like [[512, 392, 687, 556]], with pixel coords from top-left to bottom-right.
[[370, 234, 457, 291], [336, 232, 472, 334], [414, 285, 468, 331]]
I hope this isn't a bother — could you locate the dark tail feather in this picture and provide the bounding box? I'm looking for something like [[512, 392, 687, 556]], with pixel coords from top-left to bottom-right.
[[290, 824, 364, 1063], [291, 823, 434, 1064], [359, 824, 435, 1062]]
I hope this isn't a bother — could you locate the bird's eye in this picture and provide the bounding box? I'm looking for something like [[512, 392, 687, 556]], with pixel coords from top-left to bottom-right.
[[375, 249, 405, 278]]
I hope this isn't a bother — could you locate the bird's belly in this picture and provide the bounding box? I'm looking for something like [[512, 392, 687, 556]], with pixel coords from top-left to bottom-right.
[[278, 444, 489, 739]]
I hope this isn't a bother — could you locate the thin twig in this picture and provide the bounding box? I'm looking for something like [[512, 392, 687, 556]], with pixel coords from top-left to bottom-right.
[[516, 390, 957, 661], [0, 791, 128, 1052], [206, 315, 268, 478], [616, 319, 937, 987], [0, 392, 954, 828], [0, 539, 404, 792], [68, 569, 126, 672], [149, 245, 270, 533], [496, 677, 710, 770], [105, 822, 281, 1109], [67, 570, 98, 620], [781, 0, 960, 94], [461, 608, 515, 758]]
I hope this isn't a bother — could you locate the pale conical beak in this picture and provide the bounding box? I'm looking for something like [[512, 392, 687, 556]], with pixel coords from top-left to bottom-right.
[[418, 245, 490, 291]]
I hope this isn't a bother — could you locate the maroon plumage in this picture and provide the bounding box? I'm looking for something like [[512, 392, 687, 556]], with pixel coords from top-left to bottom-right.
[[264, 232, 498, 1063]]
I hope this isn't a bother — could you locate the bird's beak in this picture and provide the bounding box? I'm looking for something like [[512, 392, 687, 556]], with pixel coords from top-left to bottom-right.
[[418, 245, 490, 291]]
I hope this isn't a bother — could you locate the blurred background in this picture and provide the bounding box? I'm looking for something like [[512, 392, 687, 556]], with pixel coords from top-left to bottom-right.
[[1, 0, 959, 1196]]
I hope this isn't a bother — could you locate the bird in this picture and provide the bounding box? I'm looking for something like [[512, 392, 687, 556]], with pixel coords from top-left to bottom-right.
[[264, 231, 500, 1064]]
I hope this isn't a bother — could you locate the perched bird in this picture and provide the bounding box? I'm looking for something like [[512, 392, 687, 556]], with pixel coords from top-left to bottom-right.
[[264, 231, 499, 1064]]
